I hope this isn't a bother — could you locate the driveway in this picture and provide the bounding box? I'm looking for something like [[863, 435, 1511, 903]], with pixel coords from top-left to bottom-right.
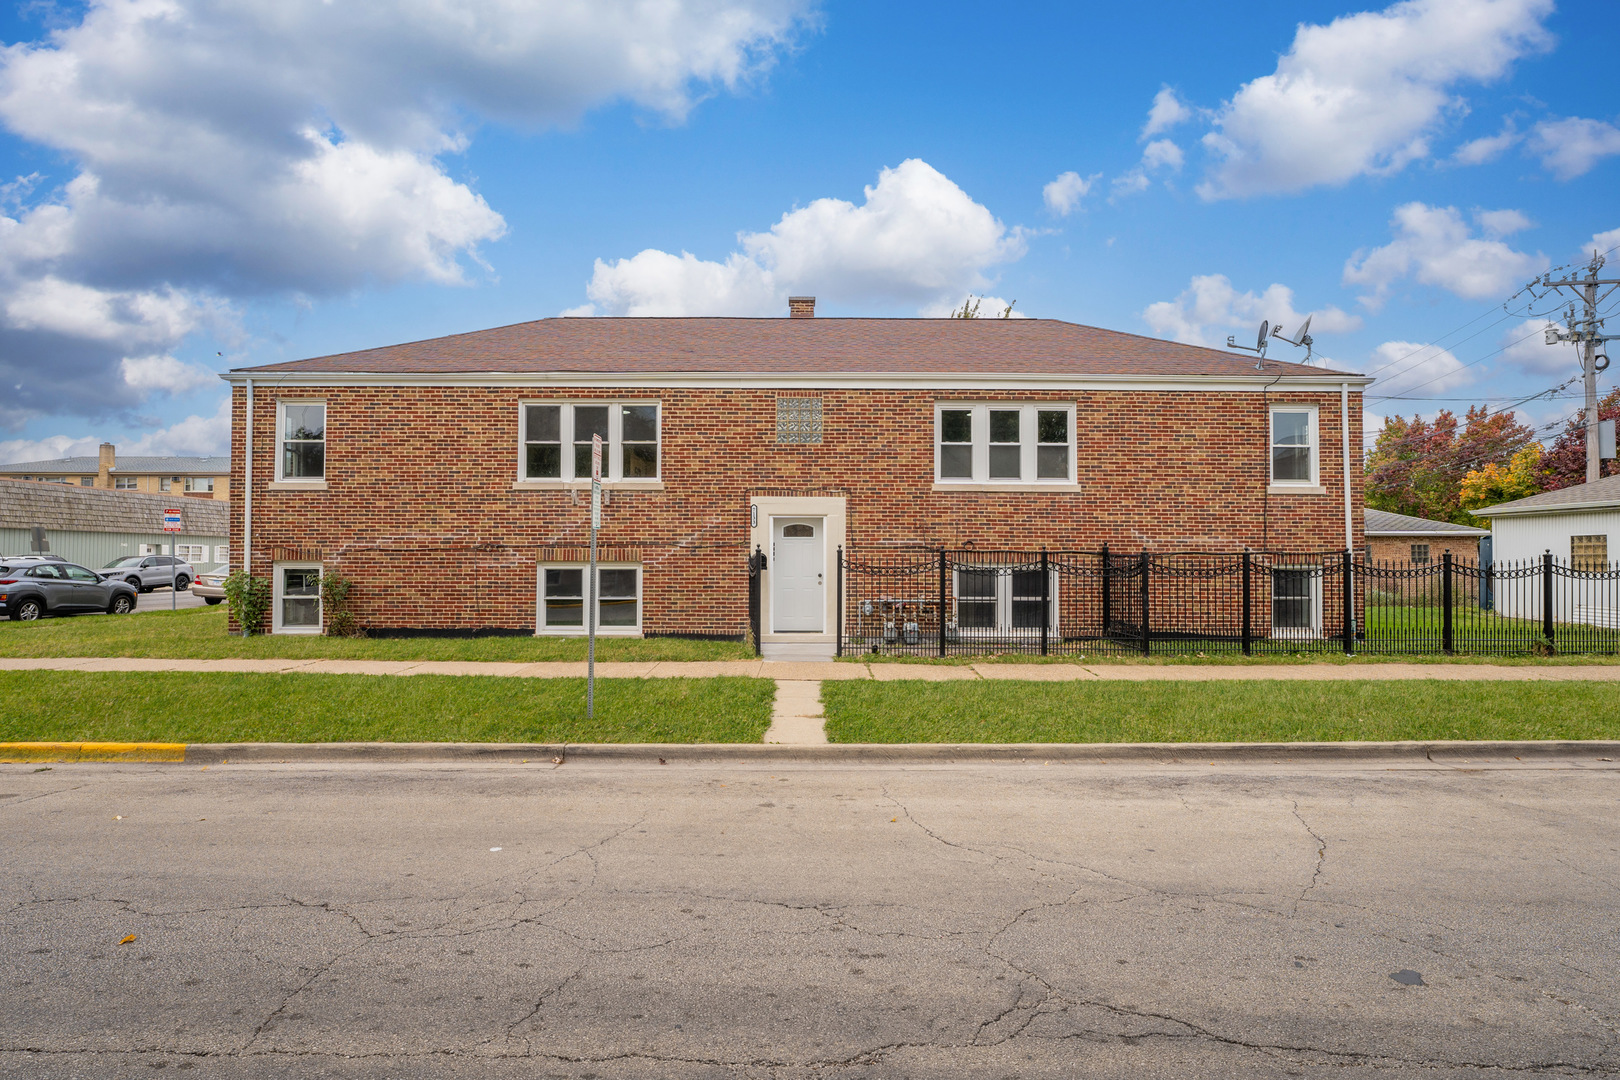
[[2, 757, 1616, 1077]]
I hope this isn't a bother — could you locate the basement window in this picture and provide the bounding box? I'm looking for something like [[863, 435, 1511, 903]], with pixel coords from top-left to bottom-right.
[[538, 565, 642, 634], [272, 563, 322, 634]]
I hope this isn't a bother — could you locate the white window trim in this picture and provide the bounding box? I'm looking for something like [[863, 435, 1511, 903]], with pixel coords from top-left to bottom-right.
[[933, 403, 1077, 486], [271, 561, 323, 635], [1269, 565, 1323, 640], [175, 544, 207, 563], [951, 566, 1060, 635], [215, 546, 230, 565], [1268, 404, 1319, 487], [517, 401, 662, 485], [535, 563, 644, 636], [274, 400, 327, 484]]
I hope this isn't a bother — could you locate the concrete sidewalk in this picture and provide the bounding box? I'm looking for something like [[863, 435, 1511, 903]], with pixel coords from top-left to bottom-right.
[[2, 656, 1619, 680]]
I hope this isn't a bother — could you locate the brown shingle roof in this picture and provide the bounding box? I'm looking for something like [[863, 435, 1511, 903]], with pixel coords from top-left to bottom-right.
[[234, 317, 1361, 378]]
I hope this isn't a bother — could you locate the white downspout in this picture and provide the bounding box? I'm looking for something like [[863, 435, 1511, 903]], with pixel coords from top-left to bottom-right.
[[243, 378, 253, 578]]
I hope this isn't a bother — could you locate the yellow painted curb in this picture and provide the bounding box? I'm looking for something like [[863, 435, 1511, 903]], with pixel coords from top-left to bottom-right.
[[0, 742, 186, 763]]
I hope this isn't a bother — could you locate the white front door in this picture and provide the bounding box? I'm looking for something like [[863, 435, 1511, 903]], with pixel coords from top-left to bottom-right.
[[772, 517, 824, 632]]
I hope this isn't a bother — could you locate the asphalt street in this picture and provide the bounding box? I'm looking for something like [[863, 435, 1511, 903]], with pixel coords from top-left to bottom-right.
[[2, 756, 1617, 1078]]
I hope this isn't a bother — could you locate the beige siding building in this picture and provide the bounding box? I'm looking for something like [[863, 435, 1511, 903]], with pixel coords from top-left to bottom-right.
[[0, 443, 229, 500]]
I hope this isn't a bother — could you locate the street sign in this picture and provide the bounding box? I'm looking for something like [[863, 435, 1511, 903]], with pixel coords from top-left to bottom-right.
[[162, 508, 183, 532], [591, 432, 602, 482]]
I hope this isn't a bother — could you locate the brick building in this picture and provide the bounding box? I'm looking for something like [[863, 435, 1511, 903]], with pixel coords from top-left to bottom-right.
[[0, 444, 231, 500], [1364, 508, 1486, 565], [225, 305, 1369, 646]]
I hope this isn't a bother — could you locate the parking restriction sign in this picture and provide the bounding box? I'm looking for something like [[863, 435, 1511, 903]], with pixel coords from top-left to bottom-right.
[[162, 508, 183, 532]]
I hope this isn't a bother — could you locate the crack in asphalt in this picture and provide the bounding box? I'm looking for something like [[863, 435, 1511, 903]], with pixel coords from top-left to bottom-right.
[[1290, 799, 1328, 915]]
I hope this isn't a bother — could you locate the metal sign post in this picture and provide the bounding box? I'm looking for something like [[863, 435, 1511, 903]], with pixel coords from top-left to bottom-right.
[[163, 507, 183, 610], [587, 433, 602, 720]]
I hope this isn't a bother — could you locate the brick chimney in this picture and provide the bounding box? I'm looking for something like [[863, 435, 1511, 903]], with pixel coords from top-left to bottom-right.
[[788, 296, 815, 319], [97, 443, 114, 489]]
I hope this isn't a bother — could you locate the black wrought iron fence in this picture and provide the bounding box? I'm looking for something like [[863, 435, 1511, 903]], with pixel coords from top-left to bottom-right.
[[834, 547, 1620, 657]]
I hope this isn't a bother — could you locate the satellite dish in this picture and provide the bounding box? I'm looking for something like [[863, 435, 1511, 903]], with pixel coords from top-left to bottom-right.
[[1256, 320, 1270, 352], [1293, 315, 1311, 344]]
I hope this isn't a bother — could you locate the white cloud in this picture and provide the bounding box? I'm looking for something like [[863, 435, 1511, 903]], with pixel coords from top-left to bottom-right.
[[1110, 140, 1185, 202], [0, 0, 812, 427], [0, 395, 231, 466], [920, 295, 1026, 319], [120, 397, 232, 457], [1477, 208, 1531, 237], [1043, 171, 1098, 217], [1141, 274, 1360, 348], [1368, 340, 1471, 397], [1197, 0, 1554, 199], [581, 159, 1026, 316], [1109, 171, 1152, 200], [1451, 118, 1520, 165], [1528, 117, 1620, 180], [120, 355, 216, 396], [1343, 202, 1546, 309], [1499, 318, 1579, 376], [0, 433, 102, 465], [1141, 139, 1184, 172], [1141, 86, 1192, 139], [1587, 227, 1620, 260]]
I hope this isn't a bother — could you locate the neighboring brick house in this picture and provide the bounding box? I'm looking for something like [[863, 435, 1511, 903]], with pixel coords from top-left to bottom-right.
[[224, 305, 1369, 646], [1364, 509, 1487, 565]]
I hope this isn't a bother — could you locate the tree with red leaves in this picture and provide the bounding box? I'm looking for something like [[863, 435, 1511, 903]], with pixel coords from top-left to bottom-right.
[[1539, 387, 1620, 489], [1366, 406, 1541, 523]]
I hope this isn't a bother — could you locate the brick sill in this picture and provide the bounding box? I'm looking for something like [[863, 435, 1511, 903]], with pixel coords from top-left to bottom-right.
[[931, 483, 1081, 494], [267, 481, 328, 492], [512, 480, 665, 492], [1267, 484, 1327, 495]]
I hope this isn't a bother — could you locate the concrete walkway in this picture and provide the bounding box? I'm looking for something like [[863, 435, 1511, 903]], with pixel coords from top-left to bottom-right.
[[3, 656, 1619, 680], [762, 680, 828, 745]]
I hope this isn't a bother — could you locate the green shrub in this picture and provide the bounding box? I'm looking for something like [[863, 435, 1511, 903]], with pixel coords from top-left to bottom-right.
[[222, 571, 271, 636], [321, 570, 364, 638]]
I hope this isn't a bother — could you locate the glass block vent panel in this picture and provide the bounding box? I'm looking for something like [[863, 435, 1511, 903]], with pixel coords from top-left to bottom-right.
[[776, 396, 823, 444]]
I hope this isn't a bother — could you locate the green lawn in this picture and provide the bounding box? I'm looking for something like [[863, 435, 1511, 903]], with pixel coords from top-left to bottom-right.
[[0, 605, 752, 661], [0, 671, 774, 743], [822, 679, 1620, 743]]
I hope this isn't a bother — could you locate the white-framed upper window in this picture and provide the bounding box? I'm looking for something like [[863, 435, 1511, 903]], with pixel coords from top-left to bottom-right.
[[277, 401, 326, 481], [521, 402, 660, 481], [215, 546, 230, 565], [953, 566, 1059, 633], [114, 476, 138, 490], [184, 476, 215, 493], [1270, 566, 1322, 639], [1269, 406, 1318, 485], [935, 403, 1075, 484], [175, 544, 207, 563], [537, 564, 642, 634], [273, 563, 322, 634]]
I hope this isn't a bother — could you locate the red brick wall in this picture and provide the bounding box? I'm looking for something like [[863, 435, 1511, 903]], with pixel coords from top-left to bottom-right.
[[229, 385, 1364, 633]]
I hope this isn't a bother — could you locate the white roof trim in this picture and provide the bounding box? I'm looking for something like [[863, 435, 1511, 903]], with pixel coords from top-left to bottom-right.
[[1470, 499, 1620, 518], [221, 370, 1374, 391]]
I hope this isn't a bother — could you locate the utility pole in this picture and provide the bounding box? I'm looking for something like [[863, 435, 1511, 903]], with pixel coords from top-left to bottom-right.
[[1533, 252, 1618, 484]]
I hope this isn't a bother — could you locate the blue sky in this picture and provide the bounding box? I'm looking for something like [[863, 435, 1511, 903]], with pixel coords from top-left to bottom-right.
[[0, 0, 1616, 464]]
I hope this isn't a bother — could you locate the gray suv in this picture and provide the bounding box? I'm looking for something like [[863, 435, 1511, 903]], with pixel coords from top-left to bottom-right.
[[99, 555, 195, 593], [1, 561, 138, 620]]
